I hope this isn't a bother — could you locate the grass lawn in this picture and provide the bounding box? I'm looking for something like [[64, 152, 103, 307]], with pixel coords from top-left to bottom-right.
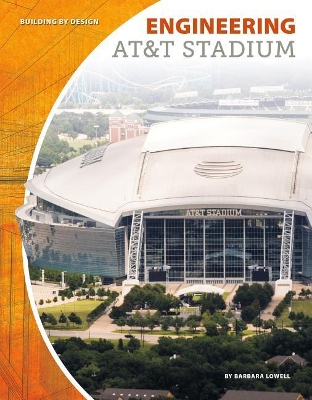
[[69, 138, 108, 152], [38, 299, 102, 330], [223, 292, 230, 300], [276, 299, 312, 327], [70, 139, 96, 151], [228, 329, 256, 337], [180, 306, 199, 314], [242, 329, 256, 336]]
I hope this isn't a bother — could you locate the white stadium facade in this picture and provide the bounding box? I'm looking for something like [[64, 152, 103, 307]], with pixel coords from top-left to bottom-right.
[[16, 117, 312, 289]]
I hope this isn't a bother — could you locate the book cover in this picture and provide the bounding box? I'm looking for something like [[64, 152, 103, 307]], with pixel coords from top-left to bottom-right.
[[1, 1, 311, 400]]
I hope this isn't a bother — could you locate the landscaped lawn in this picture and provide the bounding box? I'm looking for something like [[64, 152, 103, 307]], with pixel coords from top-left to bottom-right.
[[223, 292, 230, 300], [38, 299, 103, 330], [69, 138, 97, 151], [276, 299, 312, 327], [69, 138, 108, 152]]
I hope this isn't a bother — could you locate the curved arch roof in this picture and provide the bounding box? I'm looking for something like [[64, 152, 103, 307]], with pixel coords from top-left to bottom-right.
[[175, 284, 224, 297], [142, 117, 310, 153], [23, 117, 312, 227]]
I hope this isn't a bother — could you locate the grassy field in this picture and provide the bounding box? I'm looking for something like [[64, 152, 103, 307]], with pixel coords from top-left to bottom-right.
[[38, 299, 102, 330], [69, 138, 96, 151], [223, 292, 230, 300], [180, 306, 199, 314], [276, 299, 312, 327], [69, 138, 108, 151], [228, 329, 255, 337]]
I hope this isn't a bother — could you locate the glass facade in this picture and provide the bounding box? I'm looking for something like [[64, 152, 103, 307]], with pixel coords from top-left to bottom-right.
[[135, 210, 309, 284], [165, 219, 184, 281], [205, 220, 224, 279], [17, 217, 126, 278], [302, 224, 312, 279], [224, 219, 244, 278], [17, 204, 310, 283], [186, 219, 204, 280]]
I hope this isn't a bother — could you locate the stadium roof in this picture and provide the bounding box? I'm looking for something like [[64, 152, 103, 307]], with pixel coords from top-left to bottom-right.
[[21, 117, 312, 228], [142, 117, 309, 153]]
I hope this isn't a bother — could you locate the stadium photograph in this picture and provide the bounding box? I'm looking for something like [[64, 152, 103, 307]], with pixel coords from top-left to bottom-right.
[[16, 116, 312, 294]]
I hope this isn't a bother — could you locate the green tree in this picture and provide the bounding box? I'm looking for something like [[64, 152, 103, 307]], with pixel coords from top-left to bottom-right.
[[126, 316, 135, 331], [262, 319, 276, 332], [126, 337, 141, 353], [118, 338, 124, 350], [68, 312, 82, 326], [89, 338, 114, 353], [40, 312, 48, 325], [67, 274, 82, 291], [88, 287, 96, 299], [59, 313, 67, 325], [75, 363, 100, 394], [132, 311, 148, 343], [145, 310, 160, 332], [28, 265, 41, 281], [46, 313, 57, 326], [172, 317, 185, 334], [59, 341, 89, 375], [201, 311, 229, 335], [200, 293, 226, 315], [233, 319, 247, 336], [116, 317, 126, 333], [186, 314, 202, 333], [252, 316, 263, 330], [233, 282, 273, 310], [203, 320, 219, 336], [241, 305, 259, 322], [161, 317, 171, 331], [37, 134, 73, 167], [212, 311, 230, 334], [109, 305, 127, 319], [97, 287, 106, 299], [121, 283, 181, 313]]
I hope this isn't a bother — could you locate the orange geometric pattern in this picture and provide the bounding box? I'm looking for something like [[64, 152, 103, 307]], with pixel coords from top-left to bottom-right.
[[0, 1, 157, 398]]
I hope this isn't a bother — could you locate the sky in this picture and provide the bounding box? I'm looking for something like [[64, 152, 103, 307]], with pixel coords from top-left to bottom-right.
[[71, 0, 311, 93]]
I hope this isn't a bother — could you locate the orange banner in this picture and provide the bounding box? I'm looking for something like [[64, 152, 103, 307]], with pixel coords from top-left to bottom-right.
[[0, 1, 157, 399]]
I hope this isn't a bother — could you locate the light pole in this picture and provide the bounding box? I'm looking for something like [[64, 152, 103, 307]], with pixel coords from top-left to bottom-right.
[[163, 265, 171, 292], [94, 125, 99, 141], [61, 271, 66, 289]]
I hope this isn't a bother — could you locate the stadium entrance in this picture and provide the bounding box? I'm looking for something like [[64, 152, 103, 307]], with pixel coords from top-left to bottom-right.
[[121, 208, 306, 284]]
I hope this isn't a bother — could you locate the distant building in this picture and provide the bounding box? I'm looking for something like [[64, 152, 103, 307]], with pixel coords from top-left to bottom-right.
[[222, 390, 305, 400], [109, 110, 148, 143], [144, 97, 312, 126], [266, 354, 308, 368], [92, 388, 174, 400]]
